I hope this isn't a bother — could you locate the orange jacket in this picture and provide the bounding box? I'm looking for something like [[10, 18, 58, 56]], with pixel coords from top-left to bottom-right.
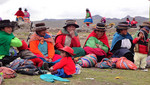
[[29, 40, 55, 59]]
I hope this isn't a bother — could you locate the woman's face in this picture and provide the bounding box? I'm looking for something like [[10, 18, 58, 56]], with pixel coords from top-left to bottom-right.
[[120, 29, 128, 35], [66, 25, 76, 32], [95, 29, 105, 38], [38, 30, 46, 36], [2, 27, 12, 34]]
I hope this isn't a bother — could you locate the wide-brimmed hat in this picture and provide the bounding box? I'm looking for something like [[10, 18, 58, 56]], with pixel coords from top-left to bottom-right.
[[0, 20, 15, 28], [63, 20, 79, 29], [59, 46, 75, 56], [35, 23, 49, 32], [116, 22, 129, 29], [139, 22, 150, 28]]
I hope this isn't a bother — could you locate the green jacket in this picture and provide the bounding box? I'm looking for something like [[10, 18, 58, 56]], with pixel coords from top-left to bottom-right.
[[0, 37, 22, 59], [85, 37, 109, 53]]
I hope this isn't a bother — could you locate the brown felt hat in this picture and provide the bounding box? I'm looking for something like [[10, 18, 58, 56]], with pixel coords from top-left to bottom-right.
[[35, 23, 49, 32], [63, 20, 79, 29], [93, 23, 106, 31], [116, 22, 130, 29]]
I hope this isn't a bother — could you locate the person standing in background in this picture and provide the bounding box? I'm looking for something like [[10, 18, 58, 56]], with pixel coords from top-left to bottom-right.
[[126, 18, 131, 27], [84, 8, 93, 27], [131, 18, 138, 28], [24, 8, 30, 23], [14, 8, 24, 21]]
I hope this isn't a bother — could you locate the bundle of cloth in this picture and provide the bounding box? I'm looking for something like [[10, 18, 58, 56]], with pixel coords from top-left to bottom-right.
[[77, 54, 97, 67]]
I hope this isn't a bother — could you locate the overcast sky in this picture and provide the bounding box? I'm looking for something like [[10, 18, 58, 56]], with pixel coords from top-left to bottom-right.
[[0, 0, 149, 21]]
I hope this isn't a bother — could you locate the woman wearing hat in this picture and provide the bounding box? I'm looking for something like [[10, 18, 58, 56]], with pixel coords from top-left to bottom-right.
[[29, 23, 57, 62], [0, 20, 22, 66], [55, 20, 85, 57], [83, 23, 110, 62], [110, 22, 134, 62]]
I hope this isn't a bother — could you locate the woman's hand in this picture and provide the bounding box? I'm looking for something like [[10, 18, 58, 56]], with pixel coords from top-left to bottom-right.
[[69, 30, 75, 37], [39, 37, 44, 40], [96, 44, 102, 48]]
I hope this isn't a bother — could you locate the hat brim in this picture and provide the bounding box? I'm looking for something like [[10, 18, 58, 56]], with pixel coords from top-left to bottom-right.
[[35, 27, 49, 32], [58, 48, 76, 56], [93, 28, 106, 31], [116, 26, 129, 29], [63, 24, 79, 29], [0, 23, 15, 28]]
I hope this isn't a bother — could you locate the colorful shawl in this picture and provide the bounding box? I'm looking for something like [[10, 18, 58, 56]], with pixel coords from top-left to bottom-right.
[[83, 31, 109, 48], [110, 32, 133, 51], [29, 32, 54, 44]]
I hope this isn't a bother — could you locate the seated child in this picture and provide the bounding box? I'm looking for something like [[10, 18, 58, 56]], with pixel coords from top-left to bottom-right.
[[17, 40, 49, 70], [133, 29, 149, 71], [49, 46, 76, 78]]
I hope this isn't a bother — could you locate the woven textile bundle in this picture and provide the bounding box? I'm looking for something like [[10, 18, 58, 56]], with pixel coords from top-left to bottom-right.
[[77, 54, 97, 67]]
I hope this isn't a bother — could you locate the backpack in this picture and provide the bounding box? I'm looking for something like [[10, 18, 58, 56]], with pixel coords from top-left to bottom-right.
[[0, 67, 17, 79], [9, 59, 45, 75], [95, 58, 115, 69], [116, 57, 137, 70]]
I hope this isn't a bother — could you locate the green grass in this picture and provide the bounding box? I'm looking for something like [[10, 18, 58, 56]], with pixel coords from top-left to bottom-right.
[[4, 68, 150, 85]]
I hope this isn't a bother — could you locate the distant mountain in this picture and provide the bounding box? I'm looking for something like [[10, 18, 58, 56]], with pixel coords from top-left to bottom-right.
[[35, 15, 148, 28]]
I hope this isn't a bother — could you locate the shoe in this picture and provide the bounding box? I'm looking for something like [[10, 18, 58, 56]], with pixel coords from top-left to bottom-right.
[[141, 68, 148, 72]]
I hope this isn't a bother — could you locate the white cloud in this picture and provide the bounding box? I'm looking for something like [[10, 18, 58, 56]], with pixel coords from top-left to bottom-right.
[[0, 0, 149, 21]]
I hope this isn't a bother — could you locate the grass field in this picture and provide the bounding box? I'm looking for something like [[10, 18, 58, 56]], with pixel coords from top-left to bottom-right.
[[3, 27, 149, 85]]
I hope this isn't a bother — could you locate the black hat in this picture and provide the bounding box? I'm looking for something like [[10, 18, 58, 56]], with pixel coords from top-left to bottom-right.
[[63, 20, 79, 29], [35, 23, 49, 32], [116, 22, 129, 29], [0, 20, 15, 28]]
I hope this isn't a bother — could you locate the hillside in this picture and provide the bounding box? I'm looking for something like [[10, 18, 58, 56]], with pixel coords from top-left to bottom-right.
[[32, 15, 148, 29]]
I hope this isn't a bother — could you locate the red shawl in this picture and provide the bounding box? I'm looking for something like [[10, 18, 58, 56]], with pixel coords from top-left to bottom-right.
[[83, 31, 109, 48], [15, 10, 24, 17]]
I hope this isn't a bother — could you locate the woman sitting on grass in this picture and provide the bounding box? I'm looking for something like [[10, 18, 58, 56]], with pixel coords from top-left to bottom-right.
[[83, 23, 110, 62], [110, 22, 134, 62], [0, 20, 22, 66], [29, 23, 60, 62], [55, 20, 85, 57]]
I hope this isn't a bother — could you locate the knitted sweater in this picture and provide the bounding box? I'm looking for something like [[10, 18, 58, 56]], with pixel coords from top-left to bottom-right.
[[53, 57, 76, 75]]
